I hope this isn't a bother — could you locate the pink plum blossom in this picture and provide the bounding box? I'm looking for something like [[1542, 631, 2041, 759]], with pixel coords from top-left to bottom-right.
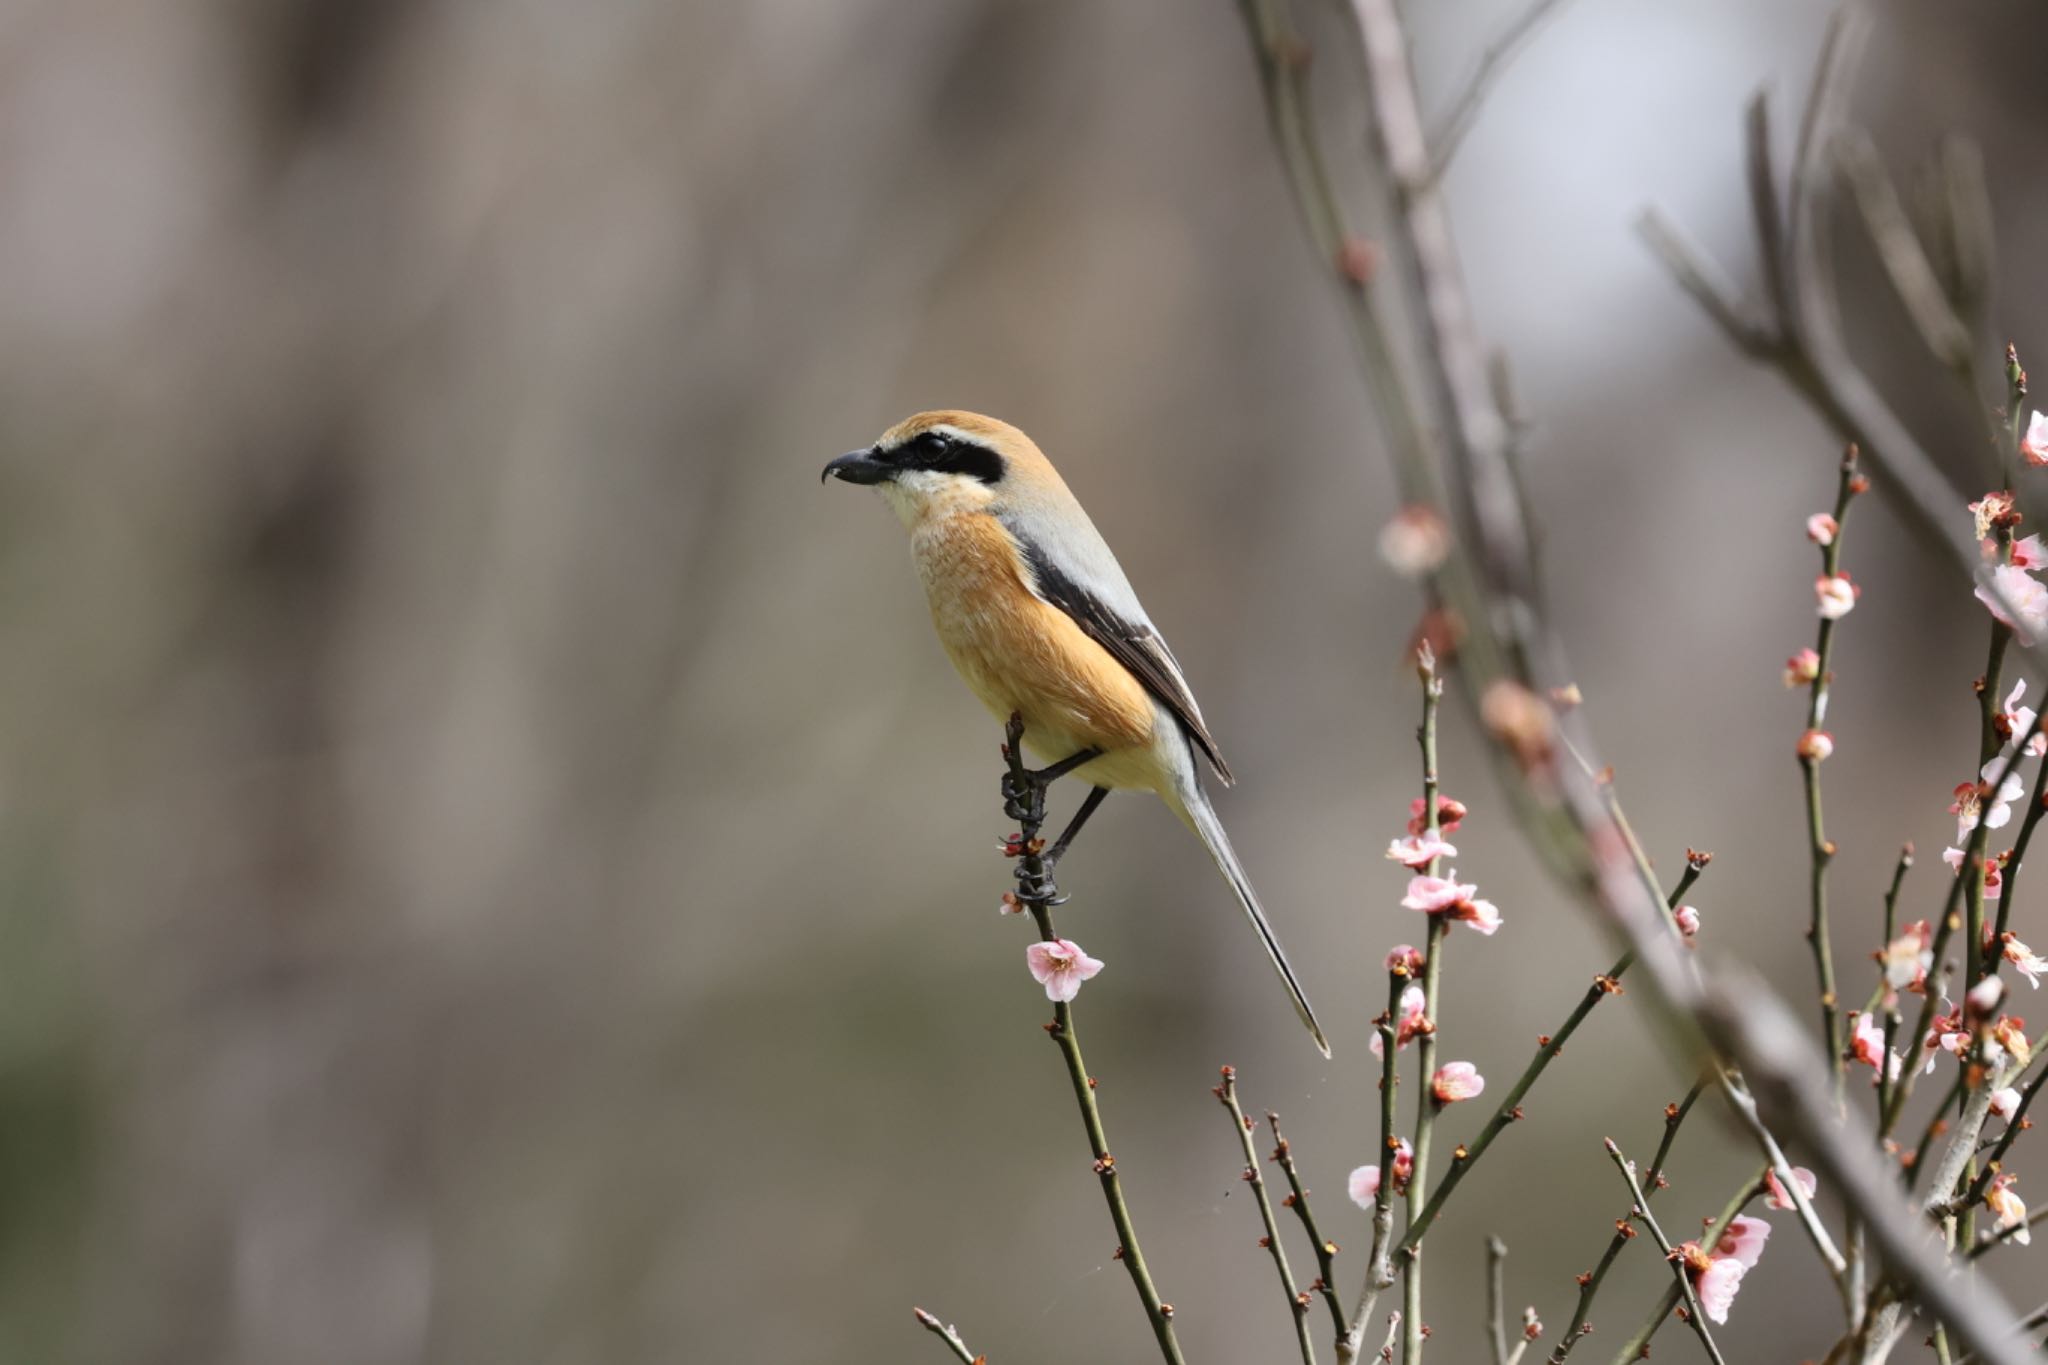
[[1385, 944, 1425, 976], [1999, 679, 2048, 755], [2023, 410, 2048, 467], [1942, 847, 2003, 900], [1923, 1006, 1970, 1073], [1978, 562, 2048, 645], [1882, 920, 1933, 993], [1715, 1215, 1772, 1269], [1025, 939, 1104, 1003], [1995, 1016, 2034, 1069], [2016, 535, 2048, 571], [1987, 1175, 2030, 1246], [1431, 1061, 1485, 1104], [1806, 512, 1838, 545], [1852, 1014, 1902, 1082], [2001, 933, 2048, 989], [1783, 648, 1821, 687], [1694, 1256, 1747, 1324], [1399, 873, 1502, 933], [1991, 1087, 2024, 1122], [1766, 1166, 1817, 1212], [1815, 573, 1860, 619], [1370, 983, 1429, 1059], [1386, 831, 1457, 868], [1348, 1164, 1381, 1207]]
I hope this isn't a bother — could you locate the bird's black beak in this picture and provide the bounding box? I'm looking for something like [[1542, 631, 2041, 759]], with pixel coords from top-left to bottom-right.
[[822, 450, 891, 486]]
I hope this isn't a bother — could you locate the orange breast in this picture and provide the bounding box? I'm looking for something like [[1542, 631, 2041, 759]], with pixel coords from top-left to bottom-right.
[[910, 511, 1156, 755]]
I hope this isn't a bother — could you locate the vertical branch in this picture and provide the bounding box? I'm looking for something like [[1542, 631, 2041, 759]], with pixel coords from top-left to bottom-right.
[[1339, 968, 1412, 1364], [1218, 1068, 1318, 1364], [1003, 717, 1185, 1365], [1404, 650, 1447, 1363], [1486, 1237, 1511, 1365], [1802, 445, 1867, 1090]]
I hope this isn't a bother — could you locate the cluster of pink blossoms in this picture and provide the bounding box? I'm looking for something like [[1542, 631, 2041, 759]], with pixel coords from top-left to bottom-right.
[[1350, 794, 1499, 1208]]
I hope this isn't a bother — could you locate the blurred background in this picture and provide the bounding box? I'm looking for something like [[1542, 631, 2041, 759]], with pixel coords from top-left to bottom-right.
[[4, 0, 2046, 1360]]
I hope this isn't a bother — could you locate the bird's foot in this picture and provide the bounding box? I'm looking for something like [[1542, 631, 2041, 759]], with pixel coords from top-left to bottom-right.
[[1013, 860, 1069, 908]]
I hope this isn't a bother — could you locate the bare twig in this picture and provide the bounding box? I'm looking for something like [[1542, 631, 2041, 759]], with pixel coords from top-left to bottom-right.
[[1487, 1237, 1511, 1365], [1548, 1080, 1705, 1362], [1218, 1067, 1317, 1364], [1003, 716, 1185, 1365], [1271, 1111, 1347, 1338], [1338, 969, 1410, 1365], [1424, 0, 1577, 181], [913, 1307, 982, 1364], [1608, 1171, 1764, 1365], [1604, 1139, 1727, 1365], [1404, 651, 1447, 1363]]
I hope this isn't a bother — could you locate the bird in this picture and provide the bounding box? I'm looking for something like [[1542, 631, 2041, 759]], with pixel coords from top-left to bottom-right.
[[823, 409, 1329, 1057]]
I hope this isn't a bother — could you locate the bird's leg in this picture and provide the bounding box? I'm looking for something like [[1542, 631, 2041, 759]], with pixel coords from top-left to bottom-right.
[[1000, 714, 1103, 905], [1043, 786, 1110, 868]]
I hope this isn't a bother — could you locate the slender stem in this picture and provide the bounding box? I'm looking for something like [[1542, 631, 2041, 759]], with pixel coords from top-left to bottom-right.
[[1218, 1068, 1317, 1364], [1966, 1203, 2048, 1258], [1402, 855, 1708, 1256], [1487, 1237, 1511, 1365], [913, 1308, 980, 1364], [1967, 626, 2012, 1007], [1271, 1112, 1347, 1339], [1003, 718, 1185, 1365], [1339, 970, 1410, 1364], [1603, 1140, 1728, 1365], [1803, 446, 1863, 1091], [1874, 847, 1914, 1120], [1404, 661, 1445, 1364], [1992, 759, 2048, 945], [1607, 1171, 1765, 1365], [1548, 1081, 1705, 1362], [1424, 0, 1576, 181]]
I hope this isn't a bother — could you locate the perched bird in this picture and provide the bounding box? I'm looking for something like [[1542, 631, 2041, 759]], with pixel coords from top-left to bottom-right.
[[823, 410, 1329, 1056]]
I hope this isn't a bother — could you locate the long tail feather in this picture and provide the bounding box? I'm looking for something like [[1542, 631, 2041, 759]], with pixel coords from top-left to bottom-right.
[[1173, 786, 1331, 1058]]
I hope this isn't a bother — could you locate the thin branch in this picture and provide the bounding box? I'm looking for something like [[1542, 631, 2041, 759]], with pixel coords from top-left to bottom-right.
[[1338, 969, 1411, 1365], [1218, 1067, 1317, 1364], [1003, 716, 1185, 1365], [1802, 445, 1866, 1093], [1603, 1140, 1728, 1365], [1400, 852, 1709, 1256], [913, 1307, 982, 1364], [1403, 651, 1447, 1363], [1831, 129, 1974, 370], [1956, 1058, 2048, 1212], [1607, 1171, 1764, 1365], [1271, 1111, 1348, 1338], [1424, 0, 1576, 181], [1487, 1237, 1511, 1365], [1548, 1080, 1706, 1362]]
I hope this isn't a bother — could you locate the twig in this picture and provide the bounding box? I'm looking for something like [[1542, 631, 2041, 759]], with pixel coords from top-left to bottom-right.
[[1802, 445, 1865, 1091], [1338, 969, 1410, 1364], [1967, 1204, 2048, 1259], [1607, 1170, 1763, 1365], [1003, 716, 1185, 1365], [1487, 1237, 1511, 1365], [1400, 852, 1709, 1255], [1218, 1067, 1317, 1364], [1548, 1080, 1706, 1362], [1424, 0, 1576, 182], [913, 1307, 982, 1364], [1271, 1111, 1347, 1338], [1404, 651, 1447, 1363], [1603, 1140, 1728, 1365], [1955, 1058, 2047, 1212]]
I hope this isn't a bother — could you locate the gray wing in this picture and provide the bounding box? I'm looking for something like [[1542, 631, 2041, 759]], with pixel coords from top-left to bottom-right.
[[1012, 531, 1233, 784]]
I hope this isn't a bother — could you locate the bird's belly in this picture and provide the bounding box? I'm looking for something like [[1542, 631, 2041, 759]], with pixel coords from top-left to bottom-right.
[[912, 515, 1157, 785]]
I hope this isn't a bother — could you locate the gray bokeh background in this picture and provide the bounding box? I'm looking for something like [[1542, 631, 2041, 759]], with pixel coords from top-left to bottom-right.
[[3, 1, 2043, 1361]]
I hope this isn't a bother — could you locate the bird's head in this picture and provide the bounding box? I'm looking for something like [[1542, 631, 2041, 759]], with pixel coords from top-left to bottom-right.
[[823, 410, 1055, 524]]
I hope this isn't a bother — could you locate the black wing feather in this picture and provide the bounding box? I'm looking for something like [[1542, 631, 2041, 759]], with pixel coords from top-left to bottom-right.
[[1016, 536, 1234, 784]]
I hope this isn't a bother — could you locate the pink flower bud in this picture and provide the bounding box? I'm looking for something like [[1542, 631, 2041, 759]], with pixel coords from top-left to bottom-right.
[[1815, 574, 1859, 620], [1674, 905, 1701, 939], [1378, 505, 1451, 578], [1782, 648, 1821, 687], [1385, 945, 1426, 976], [1797, 729, 1834, 762], [1765, 1165, 1816, 1211], [1990, 1087, 2023, 1121], [1806, 512, 1838, 546]]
